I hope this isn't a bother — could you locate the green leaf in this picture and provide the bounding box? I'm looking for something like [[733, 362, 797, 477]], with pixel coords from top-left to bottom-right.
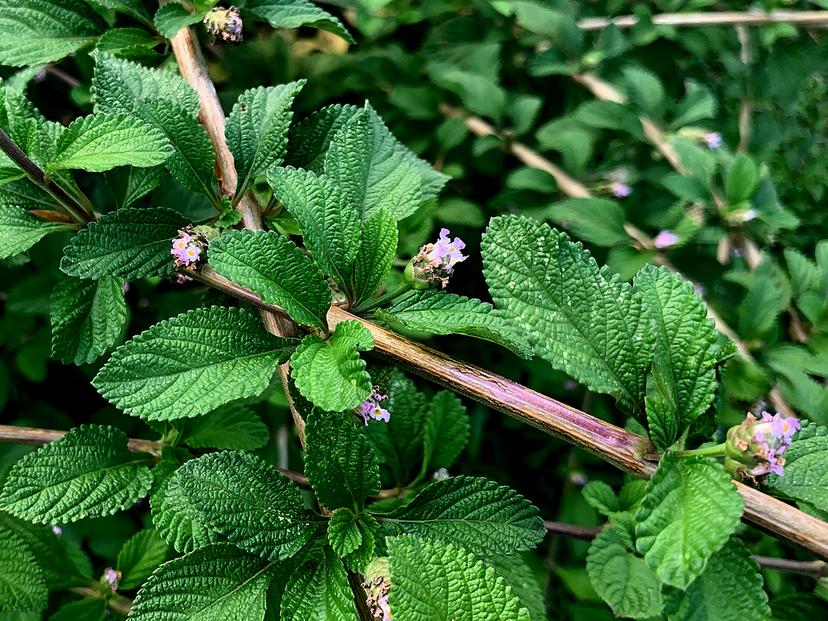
[[0, 424, 153, 523], [227, 82, 305, 193], [176, 451, 322, 561], [379, 290, 532, 358], [784, 248, 821, 298], [50, 598, 106, 621], [0, 0, 104, 67], [634, 266, 719, 450], [209, 230, 332, 329], [484, 553, 546, 621], [483, 215, 654, 415], [280, 545, 357, 621], [767, 421, 828, 512], [422, 390, 469, 472], [377, 476, 545, 555], [49, 113, 172, 172], [0, 206, 69, 259], [286, 104, 360, 171], [738, 260, 791, 339], [87, 0, 150, 23], [546, 198, 631, 247], [151, 474, 222, 554], [663, 538, 770, 621], [95, 28, 162, 58], [0, 525, 47, 615], [116, 529, 169, 590], [351, 208, 398, 307], [291, 321, 373, 411], [304, 410, 380, 511], [60, 207, 188, 279], [182, 403, 269, 450], [127, 544, 275, 621], [243, 0, 354, 43], [586, 523, 663, 619], [51, 275, 127, 365], [582, 480, 620, 517], [635, 454, 743, 588], [725, 154, 759, 204], [154, 3, 203, 39], [327, 508, 362, 557], [621, 66, 664, 116], [93, 306, 295, 421], [388, 536, 531, 620], [341, 515, 377, 573]]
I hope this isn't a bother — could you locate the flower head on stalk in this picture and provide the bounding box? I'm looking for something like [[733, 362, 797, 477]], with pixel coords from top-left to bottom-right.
[[704, 131, 723, 149], [101, 567, 121, 592], [204, 6, 243, 43], [653, 230, 679, 249], [171, 225, 213, 279], [363, 558, 392, 621], [726, 411, 800, 479], [405, 228, 467, 289], [356, 386, 391, 425], [611, 182, 632, 198]]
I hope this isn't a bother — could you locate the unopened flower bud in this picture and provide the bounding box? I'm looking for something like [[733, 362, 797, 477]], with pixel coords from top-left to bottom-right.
[[405, 228, 467, 289], [204, 6, 243, 43], [726, 411, 800, 479]]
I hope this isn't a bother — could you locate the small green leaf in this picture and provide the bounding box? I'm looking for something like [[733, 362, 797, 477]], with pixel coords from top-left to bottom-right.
[[0, 206, 69, 260], [327, 508, 362, 557], [422, 390, 469, 472], [767, 421, 828, 512], [351, 208, 398, 307], [546, 198, 631, 247], [291, 321, 373, 411], [182, 403, 269, 450], [243, 0, 354, 43], [342, 515, 377, 573], [581, 480, 620, 517], [304, 410, 380, 511], [621, 66, 664, 116], [389, 536, 531, 620], [88, 0, 150, 23], [636, 454, 743, 588], [93, 306, 295, 421], [60, 207, 188, 279], [116, 529, 169, 590], [209, 229, 332, 329], [95, 28, 162, 58], [377, 475, 545, 555], [176, 451, 323, 561], [280, 545, 357, 621], [151, 473, 222, 554], [0, 424, 153, 523], [154, 2, 203, 39], [0, 525, 47, 615], [286, 104, 360, 170], [725, 154, 759, 204]]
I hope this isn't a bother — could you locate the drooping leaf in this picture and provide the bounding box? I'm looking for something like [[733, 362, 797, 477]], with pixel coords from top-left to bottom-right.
[[351, 208, 398, 307], [60, 207, 188, 279], [116, 529, 169, 590], [182, 403, 270, 451], [93, 306, 295, 420], [635, 454, 743, 588], [151, 473, 222, 554], [242, 0, 354, 43], [377, 476, 545, 555], [0, 206, 69, 259], [280, 545, 357, 621], [388, 536, 531, 621], [326, 508, 362, 558], [422, 390, 469, 473], [483, 216, 654, 415], [0, 525, 47, 615], [176, 451, 323, 561], [767, 421, 828, 513], [209, 229, 332, 329], [0, 424, 153, 523]]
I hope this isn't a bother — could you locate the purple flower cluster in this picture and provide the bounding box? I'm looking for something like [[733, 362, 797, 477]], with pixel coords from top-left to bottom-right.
[[704, 131, 722, 149], [653, 230, 679, 249], [611, 182, 632, 199], [204, 6, 243, 43], [356, 387, 391, 425], [362, 559, 393, 621], [407, 228, 467, 289], [102, 567, 121, 592], [727, 411, 800, 477]]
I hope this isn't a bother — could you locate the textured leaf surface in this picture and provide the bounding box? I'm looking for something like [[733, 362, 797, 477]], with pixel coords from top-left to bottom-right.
[[341, 515, 377, 574], [210, 229, 332, 328], [586, 523, 663, 619], [0, 425, 153, 523], [127, 544, 274, 621], [636, 454, 743, 588], [483, 215, 654, 415], [304, 410, 380, 511], [93, 307, 294, 420], [767, 422, 828, 512], [422, 390, 469, 472], [352, 207, 398, 307], [286, 104, 359, 170], [381, 290, 532, 358], [50, 114, 172, 172], [227, 83, 305, 192], [151, 474, 222, 554], [176, 451, 322, 560], [51, 275, 127, 365], [182, 403, 269, 450], [60, 207, 187, 279], [389, 536, 530, 621], [280, 545, 357, 621], [116, 529, 169, 590], [244, 0, 354, 43], [0, 206, 69, 259], [663, 538, 770, 621], [291, 320, 373, 411], [326, 508, 362, 557], [154, 2, 203, 39], [0, 0, 104, 67], [485, 553, 546, 621], [635, 266, 719, 450], [0, 525, 47, 615], [378, 476, 545, 555]]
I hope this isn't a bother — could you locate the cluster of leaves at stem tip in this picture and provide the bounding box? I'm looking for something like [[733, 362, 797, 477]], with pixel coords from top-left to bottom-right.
[[0, 0, 827, 620]]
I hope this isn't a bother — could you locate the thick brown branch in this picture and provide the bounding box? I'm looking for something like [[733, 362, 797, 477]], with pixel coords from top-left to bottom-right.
[[578, 10, 828, 31]]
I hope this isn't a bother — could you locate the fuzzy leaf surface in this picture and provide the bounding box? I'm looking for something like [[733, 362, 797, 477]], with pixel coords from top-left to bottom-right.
[[0, 206, 69, 259], [182, 403, 270, 450], [280, 545, 357, 621], [151, 475, 222, 554], [767, 422, 828, 512], [326, 508, 362, 558], [422, 390, 469, 472], [286, 104, 359, 170], [116, 529, 169, 590], [93, 306, 295, 420], [351, 207, 397, 307], [0, 525, 47, 615]]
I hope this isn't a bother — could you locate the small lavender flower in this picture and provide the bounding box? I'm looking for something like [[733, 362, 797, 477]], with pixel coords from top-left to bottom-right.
[[102, 567, 121, 592], [356, 387, 391, 425], [51, 525, 62, 537], [611, 182, 632, 198], [726, 411, 800, 478], [704, 132, 722, 149], [204, 6, 243, 43], [433, 467, 450, 481], [653, 230, 679, 249], [122, 282, 130, 294], [362, 558, 392, 621], [171, 226, 208, 271], [406, 228, 467, 289]]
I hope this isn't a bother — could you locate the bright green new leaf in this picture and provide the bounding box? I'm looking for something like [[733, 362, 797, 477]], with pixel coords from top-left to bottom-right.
[[116, 529, 169, 590], [151, 474, 222, 554], [60, 207, 188, 279], [154, 2, 204, 39], [636, 454, 743, 588], [51, 275, 128, 365], [127, 544, 276, 621], [326, 508, 362, 557], [0, 526, 47, 615], [342, 515, 377, 573], [377, 475, 545, 555], [209, 229, 332, 329], [422, 390, 469, 473], [379, 290, 532, 358], [0, 424, 153, 523], [176, 451, 323, 561], [545, 198, 631, 247], [0, 206, 69, 259], [182, 403, 270, 450], [291, 321, 373, 411], [280, 545, 357, 621], [581, 480, 621, 517], [767, 422, 828, 512], [242, 0, 354, 43], [351, 208, 398, 307], [483, 215, 654, 415], [725, 154, 759, 204], [388, 536, 531, 621], [634, 266, 719, 450], [304, 410, 380, 511], [93, 306, 295, 420]]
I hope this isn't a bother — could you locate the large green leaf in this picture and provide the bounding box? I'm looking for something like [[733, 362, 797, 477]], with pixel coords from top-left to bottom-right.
[[483, 215, 654, 415], [0, 206, 69, 259], [484, 553, 546, 621], [304, 410, 381, 512], [176, 451, 322, 561], [767, 422, 828, 512], [93, 306, 295, 420], [242, 0, 354, 43], [0, 425, 153, 523], [151, 473, 222, 555], [209, 229, 332, 329], [0, 525, 47, 615], [351, 207, 398, 307], [116, 529, 169, 590], [181, 403, 269, 451], [634, 266, 719, 450], [286, 104, 360, 171], [422, 390, 469, 473], [388, 536, 531, 620], [635, 454, 743, 588], [377, 476, 545, 555], [60, 207, 188, 279], [280, 545, 356, 621]]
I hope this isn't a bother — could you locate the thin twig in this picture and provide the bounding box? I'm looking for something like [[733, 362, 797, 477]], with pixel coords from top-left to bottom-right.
[[578, 10, 828, 31], [736, 26, 753, 154], [0, 425, 162, 457], [543, 520, 601, 541]]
